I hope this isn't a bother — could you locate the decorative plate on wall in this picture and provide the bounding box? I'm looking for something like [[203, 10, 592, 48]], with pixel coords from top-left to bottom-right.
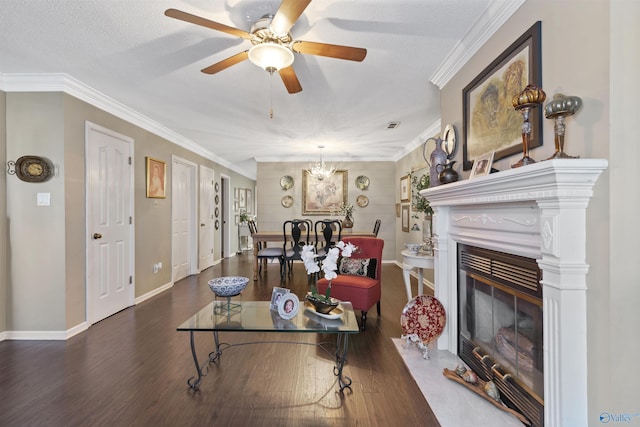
[[215, 182, 220, 192], [215, 219, 220, 230], [356, 195, 369, 208], [443, 124, 457, 159], [281, 195, 294, 208], [215, 207, 219, 218], [355, 175, 370, 190], [280, 175, 294, 190], [13, 155, 54, 183], [215, 194, 219, 205]]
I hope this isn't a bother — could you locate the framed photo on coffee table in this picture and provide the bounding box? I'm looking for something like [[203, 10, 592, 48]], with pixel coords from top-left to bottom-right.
[[270, 287, 290, 311]]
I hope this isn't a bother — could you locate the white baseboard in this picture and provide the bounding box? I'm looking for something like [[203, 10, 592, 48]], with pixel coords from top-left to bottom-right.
[[134, 281, 173, 305], [3, 321, 88, 341]]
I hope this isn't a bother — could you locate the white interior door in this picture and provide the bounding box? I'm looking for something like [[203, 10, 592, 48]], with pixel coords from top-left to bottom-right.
[[86, 122, 133, 324], [172, 156, 197, 282], [221, 175, 231, 258], [199, 165, 215, 270]]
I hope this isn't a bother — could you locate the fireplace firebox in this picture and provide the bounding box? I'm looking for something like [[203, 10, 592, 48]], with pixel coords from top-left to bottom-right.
[[458, 244, 544, 426]]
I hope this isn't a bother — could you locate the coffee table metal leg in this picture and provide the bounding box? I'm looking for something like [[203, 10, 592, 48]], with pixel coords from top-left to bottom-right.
[[187, 331, 205, 390], [208, 330, 222, 363], [334, 333, 352, 392]]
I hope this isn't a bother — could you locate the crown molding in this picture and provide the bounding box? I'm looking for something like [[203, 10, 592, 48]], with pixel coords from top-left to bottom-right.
[[0, 73, 255, 180], [430, 0, 526, 89], [391, 120, 442, 162]]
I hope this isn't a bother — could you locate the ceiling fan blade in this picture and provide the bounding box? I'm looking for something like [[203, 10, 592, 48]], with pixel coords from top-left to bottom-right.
[[270, 0, 311, 36], [278, 66, 303, 94], [201, 51, 249, 74], [292, 40, 367, 62], [165, 8, 252, 40]]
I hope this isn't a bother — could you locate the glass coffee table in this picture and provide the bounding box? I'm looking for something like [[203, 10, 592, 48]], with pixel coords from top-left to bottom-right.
[[177, 300, 359, 392]]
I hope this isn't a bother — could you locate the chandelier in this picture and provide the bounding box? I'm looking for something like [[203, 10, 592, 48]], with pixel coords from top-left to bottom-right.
[[306, 146, 336, 181]]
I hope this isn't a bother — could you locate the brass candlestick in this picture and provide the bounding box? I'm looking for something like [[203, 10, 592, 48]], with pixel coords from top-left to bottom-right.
[[511, 84, 546, 168], [544, 93, 582, 159]]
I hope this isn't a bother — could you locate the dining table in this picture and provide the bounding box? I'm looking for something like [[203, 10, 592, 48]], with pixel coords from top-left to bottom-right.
[[251, 230, 376, 280]]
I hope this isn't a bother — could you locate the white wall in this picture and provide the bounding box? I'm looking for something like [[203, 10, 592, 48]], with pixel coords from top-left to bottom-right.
[[609, 0, 640, 417], [6, 93, 67, 331]]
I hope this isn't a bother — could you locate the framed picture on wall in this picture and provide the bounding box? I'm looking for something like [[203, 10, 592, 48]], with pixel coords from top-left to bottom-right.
[[400, 175, 410, 203], [401, 204, 410, 232], [239, 188, 247, 210], [462, 21, 542, 170], [302, 170, 347, 215], [146, 157, 166, 198], [246, 189, 253, 214]]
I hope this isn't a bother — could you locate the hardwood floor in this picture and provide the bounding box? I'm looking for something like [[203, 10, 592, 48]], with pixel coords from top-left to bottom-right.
[[0, 253, 440, 426]]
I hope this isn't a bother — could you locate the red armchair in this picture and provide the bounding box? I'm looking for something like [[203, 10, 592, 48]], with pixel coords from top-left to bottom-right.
[[316, 237, 384, 330]]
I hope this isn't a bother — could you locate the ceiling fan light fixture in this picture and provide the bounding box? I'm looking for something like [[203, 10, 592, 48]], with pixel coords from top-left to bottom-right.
[[248, 42, 294, 72]]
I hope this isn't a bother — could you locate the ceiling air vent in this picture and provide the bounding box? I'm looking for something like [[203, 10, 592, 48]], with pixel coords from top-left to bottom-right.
[[386, 121, 401, 129]]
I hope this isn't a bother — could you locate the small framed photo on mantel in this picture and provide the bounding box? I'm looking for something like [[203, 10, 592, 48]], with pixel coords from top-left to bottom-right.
[[469, 151, 494, 179]]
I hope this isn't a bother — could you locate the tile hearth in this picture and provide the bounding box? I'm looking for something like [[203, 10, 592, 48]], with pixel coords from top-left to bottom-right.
[[392, 339, 521, 426]]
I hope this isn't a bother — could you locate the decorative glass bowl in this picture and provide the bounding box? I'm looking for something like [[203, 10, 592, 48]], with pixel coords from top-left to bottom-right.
[[405, 243, 423, 254], [208, 276, 249, 297], [305, 293, 340, 314]]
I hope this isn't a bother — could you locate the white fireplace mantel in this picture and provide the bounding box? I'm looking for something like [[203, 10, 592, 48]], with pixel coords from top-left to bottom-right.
[[420, 159, 607, 427]]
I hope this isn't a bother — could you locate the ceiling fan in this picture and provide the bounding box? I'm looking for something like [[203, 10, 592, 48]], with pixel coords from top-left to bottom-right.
[[165, 0, 367, 94]]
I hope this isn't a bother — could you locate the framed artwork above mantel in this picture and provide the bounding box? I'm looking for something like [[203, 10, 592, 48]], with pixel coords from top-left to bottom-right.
[[462, 21, 542, 170]]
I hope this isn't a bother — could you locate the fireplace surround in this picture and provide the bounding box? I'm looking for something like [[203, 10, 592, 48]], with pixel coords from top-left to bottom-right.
[[420, 159, 607, 427]]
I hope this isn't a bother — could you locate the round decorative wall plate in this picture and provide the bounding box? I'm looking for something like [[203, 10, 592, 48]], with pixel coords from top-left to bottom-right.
[[215, 219, 220, 230], [280, 175, 294, 190], [215, 207, 219, 218], [443, 124, 457, 159], [281, 195, 294, 208], [215, 194, 219, 205], [355, 175, 370, 190], [14, 155, 54, 183], [356, 194, 369, 208], [215, 182, 220, 192], [401, 295, 446, 345]]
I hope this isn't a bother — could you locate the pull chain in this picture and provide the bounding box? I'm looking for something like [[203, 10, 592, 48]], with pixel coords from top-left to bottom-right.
[[269, 71, 274, 119]]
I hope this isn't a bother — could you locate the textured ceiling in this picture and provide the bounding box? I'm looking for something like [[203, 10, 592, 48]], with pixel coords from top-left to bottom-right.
[[0, 0, 497, 178]]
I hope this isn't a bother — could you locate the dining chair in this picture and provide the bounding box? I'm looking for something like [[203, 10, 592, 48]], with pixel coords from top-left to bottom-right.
[[282, 219, 311, 278], [314, 219, 342, 260], [373, 219, 382, 237], [248, 220, 284, 275], [316, 237, 384, 330]]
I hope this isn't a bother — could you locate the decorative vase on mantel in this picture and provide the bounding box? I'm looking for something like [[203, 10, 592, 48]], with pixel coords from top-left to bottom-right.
[[342, 215, 354, 229]]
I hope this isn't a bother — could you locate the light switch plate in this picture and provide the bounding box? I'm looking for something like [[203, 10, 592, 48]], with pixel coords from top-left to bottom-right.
[[37, 192, 51, 206]]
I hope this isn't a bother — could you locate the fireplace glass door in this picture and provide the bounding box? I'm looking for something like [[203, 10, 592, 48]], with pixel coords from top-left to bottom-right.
[[458, 244, 544, 402]]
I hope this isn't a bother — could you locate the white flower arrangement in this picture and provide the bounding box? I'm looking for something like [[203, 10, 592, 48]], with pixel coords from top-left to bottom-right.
[[301, 241, 357, 300], [332, 202, 355, 218]]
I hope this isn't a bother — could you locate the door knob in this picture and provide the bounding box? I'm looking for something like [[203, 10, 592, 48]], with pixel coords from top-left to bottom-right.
[[93, 233, 102, 240]]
